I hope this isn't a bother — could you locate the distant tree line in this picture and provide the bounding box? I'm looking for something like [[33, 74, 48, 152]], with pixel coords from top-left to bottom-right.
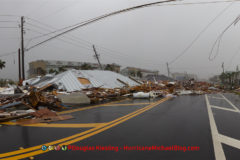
[[0, 59, 6, 70], [220, 71, 240, 89]]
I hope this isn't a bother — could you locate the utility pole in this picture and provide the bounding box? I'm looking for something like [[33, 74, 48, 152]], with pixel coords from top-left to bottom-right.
[[92, 45, 103, 70], [235, 65, 239, 86], [166, 62, 170, 77], [222, 62, 225, 73], [18, 48, 22, 83], [21, 16, 25, 80]]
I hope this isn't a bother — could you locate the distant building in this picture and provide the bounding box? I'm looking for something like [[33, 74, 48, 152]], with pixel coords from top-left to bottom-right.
[[28, 60, 120, 78], [171, 72, 198, 81], [121, 67, 159, 79]]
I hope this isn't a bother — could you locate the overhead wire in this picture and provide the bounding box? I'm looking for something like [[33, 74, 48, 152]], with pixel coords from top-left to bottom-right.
[[2, 0, 239, 63], [25, 0, 240, 43], [26, 26, 165, 68], [25, 0, 240, 64], [24, 0, 175, 72], [24, 18, 166, 65], [0, 15, 20, 17], [24, 19, 95, 49], [25, 25, 163, 68], [25, 0, 179, 51], [168, 1, 235, 65], [0, 18, 19, 29], [0, 20, 18, 23], [157, 0, 240, 6], [25, 0, 240, 68], [208, 14, 240, 61], [25, 21, 92, 48], [25, 17, 92, 44], [0, 51, 18, 58], [25, 23, 164, 69], [24, 15, 105, 41], [0, 27, 18, 28], [25, 28, 94, 53], [25, 0, 49, 17], [39, 0, 81, 20]]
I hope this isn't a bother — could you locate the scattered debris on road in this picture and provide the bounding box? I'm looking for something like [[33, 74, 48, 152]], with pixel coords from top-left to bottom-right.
[[0, 70, 224, 123]]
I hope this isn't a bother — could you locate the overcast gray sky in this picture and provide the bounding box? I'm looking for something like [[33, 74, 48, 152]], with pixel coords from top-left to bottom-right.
[[1, 0, 240, 80]]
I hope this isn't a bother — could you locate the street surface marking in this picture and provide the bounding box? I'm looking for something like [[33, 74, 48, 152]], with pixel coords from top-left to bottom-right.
[[219, 134, 240, 150], [205, 95, 226, 160], [207, 94, 240, 159], [103, 102, 152, 106], [220, 94, 240, 112], [1, 103, 150, 128], [0, 122, 16, 125], [0, 97, 170, 159], [0, 122, 106, 128], [24, 123, 107, 128], [57, 98, 129, 115], [211, 105, 239, 113], [209, 96, 225, 100], [1, 98, 169, 159]]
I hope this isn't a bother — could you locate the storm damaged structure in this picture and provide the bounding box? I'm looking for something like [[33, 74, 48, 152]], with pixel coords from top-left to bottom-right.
[[25, 69, 140, 92]]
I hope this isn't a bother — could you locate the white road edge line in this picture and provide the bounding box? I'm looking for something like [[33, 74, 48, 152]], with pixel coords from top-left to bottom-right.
[[220, 94, 240, 112], [205, 95, 226, 160], [211, 105, 240, 113], [219, 134, 240, 150]]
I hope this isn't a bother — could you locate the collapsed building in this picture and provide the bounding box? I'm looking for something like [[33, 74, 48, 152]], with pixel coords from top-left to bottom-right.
[[25, 69, 140, 91], [0, 69, 222, 124]]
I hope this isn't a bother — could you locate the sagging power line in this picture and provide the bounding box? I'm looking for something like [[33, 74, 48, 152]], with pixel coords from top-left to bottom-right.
[[209, 14, 240, 61], [23, 17, 166, 66], [25, 0, 179, 51], [168, 1, 235, 65]]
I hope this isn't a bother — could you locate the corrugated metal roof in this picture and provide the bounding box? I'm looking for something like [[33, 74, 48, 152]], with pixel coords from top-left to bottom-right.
[[32, 69, 138, 91], [72, 70, 139, 88], [33, 71, 84, 92], [55, 71, 84, 91]]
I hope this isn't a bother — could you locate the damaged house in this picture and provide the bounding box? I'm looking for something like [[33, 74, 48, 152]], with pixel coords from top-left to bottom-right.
[[25, 69, 140, 92]]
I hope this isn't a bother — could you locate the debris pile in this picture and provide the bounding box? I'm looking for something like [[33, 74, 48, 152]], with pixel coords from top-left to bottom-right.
[[0, 69, 223, 123], [16, 108, 73, 125]]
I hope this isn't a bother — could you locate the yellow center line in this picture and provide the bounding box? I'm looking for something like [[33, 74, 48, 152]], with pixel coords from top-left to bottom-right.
[[1, 121, 106, 128], [0, 98, 170, 159], [1, 103, 150, 128], [103, 102, 152, 106], [4, 98, 170, 160], [22, 123, 107, 128], [60, 99, 169, 146], [0, 101, 154, 158], [0, 122, 16, 125], [57, 98, 129, 115]]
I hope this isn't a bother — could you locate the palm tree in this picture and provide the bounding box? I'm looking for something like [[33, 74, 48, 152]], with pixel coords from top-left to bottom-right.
[[58, 66, 66, 73], [49, 69, 59, 74], [105, 64, 114, 71], [0, 60, 6, 70], [81, 63, 94, 70]]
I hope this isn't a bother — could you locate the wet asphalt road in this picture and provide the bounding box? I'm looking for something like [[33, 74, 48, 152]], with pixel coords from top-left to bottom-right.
[[0, 93, 240, 160]]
